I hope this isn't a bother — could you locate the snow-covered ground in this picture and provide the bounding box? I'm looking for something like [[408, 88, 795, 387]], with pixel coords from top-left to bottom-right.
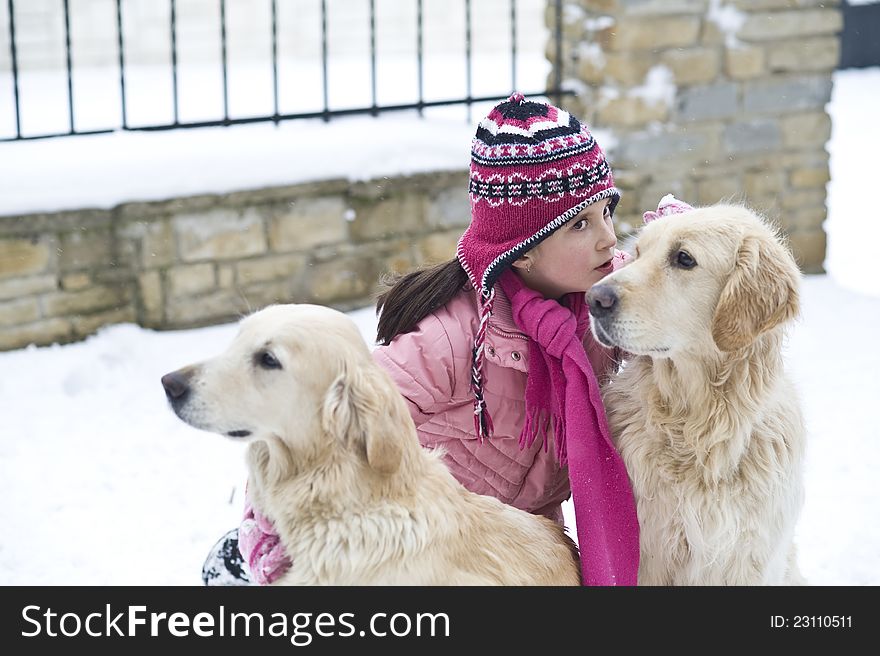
[[1, 68, 878, 585]]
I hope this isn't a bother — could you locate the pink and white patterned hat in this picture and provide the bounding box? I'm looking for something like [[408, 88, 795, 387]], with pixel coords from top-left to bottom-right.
[[457, 93, 620, 298]]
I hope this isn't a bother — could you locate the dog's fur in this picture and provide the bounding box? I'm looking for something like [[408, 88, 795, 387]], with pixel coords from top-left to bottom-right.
[[164, 304, 580, 585], [589, 205, 806, 585]]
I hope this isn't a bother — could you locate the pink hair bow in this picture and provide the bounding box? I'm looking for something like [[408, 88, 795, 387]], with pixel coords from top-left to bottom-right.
[[643, 194, 695, 224]]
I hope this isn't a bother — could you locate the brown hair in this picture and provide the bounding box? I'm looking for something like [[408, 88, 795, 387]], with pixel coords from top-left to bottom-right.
[[375, 258, 469, 346]]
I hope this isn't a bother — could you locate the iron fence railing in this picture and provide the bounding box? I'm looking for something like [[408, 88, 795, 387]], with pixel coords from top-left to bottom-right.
[[2, 0, 571, 143]]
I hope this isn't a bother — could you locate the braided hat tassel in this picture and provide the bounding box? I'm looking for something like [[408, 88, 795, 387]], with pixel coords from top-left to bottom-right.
[[470, 287, 496, 441]]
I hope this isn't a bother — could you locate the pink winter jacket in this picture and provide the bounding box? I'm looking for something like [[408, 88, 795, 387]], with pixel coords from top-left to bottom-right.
[[372, 251, 627, 522]]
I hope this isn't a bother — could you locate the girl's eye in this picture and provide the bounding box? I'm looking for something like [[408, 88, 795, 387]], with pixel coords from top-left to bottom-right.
[[572, 218, 588, 230], [603, 205, 611, 219], [257, 351, 282, 370]]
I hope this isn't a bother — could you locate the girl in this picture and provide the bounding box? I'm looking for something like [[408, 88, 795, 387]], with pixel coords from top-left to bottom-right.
[[204, 93, 640, 586]]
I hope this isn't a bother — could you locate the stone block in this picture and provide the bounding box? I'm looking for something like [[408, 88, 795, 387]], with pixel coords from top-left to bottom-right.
[[767, 37, 840, 72], [739, 9, 843, 41], [603, 52, 655, 85], [786, 229, 826, 273], [790, 167, 830, 188], [700, 19, 725, 47], [782, 189, 826, 210], [617, 126, 719, 165], [415, 231, 462, 266], [577, 50, 606, 84], [218, 265, 235, 289], [611, 168, 649, 190], [598, 95, 670, 127], [42, 285, 129, 318], [238, 280, 298, 312], [576, 1, 618, 12], [723, 119, 782, 154], [676, 83, 739, 122], [236, 254, 307, 285], [781, 112, 832, 148], [726, 46, 766, 80], [425, 186, 470, 230], [746, 171, 785, 198], [732, 0, 838, 8], [118, 219, 158, 269], [267, 197, 349, 252], [599, 16, 701, 51], [0, 297, 41, 327], [138, 271, 163, 325], [784, 206, 827, 232], [58, 230, 113, 272], [0, 318, 72, 351], [348, 195, 426, 242], [661, 48, 720, 86], [0, 274, 56, 301], [165, 289, 244, 327], [175, 208, 267, 262], [618, 0, 708, 15], [0, 238, 51, 278], [61, 273, 91, 291], [140, 219, 176, 268], [307, 254, 378, 302], [743, 76, 832, 115], [380, 241, 418, 278], [72, 306, 137, 338], [168, 263, 216, 297], [697, 176, 745, 205]]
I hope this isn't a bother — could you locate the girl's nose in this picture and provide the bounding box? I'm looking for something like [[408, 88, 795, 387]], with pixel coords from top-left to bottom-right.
[[598, 221, 617, 250]]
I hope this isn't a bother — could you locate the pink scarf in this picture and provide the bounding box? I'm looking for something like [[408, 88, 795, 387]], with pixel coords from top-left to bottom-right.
[[498, 269, 639, 586]]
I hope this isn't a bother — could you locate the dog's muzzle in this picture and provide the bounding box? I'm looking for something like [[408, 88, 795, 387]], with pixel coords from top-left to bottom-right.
[[587, 284, 618, 319], [161, 370, 192, 410]]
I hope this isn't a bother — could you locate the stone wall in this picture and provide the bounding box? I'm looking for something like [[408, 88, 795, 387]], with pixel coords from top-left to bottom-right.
[[1, 1, 841, 350], [0, 172, 469, 350], [551, 0, 840, 272]]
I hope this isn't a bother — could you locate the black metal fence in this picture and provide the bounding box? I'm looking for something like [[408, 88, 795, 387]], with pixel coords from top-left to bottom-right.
[[2, 0, 569, 143]]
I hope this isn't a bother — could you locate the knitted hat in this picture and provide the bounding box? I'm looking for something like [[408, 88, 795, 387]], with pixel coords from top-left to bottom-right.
[[456, 92, 620, 438]]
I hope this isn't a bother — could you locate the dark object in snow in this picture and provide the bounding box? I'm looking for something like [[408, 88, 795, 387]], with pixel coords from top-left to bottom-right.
[[201, 528, 252, 586]]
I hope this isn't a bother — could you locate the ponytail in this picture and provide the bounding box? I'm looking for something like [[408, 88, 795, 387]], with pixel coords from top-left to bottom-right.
[[375, 258, 469, 346]]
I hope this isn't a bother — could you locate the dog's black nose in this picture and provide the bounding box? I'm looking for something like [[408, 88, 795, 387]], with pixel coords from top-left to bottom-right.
[[587, 284, 618, 318], [161, 371, 191, 401]]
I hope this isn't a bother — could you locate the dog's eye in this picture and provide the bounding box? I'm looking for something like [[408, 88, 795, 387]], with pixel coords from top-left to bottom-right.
[[674, 250, 697, 269], [257, 351, 282, 370]]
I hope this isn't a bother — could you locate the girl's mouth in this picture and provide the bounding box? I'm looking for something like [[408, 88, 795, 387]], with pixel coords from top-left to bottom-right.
[[594, 258, 614, 274]]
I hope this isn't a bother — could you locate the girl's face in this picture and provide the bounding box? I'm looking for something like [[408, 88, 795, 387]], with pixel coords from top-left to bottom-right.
[[514, 198, 617, 299]]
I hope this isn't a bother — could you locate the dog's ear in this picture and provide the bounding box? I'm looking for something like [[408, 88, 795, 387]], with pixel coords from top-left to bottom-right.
[[321, 363, 404, 475], [712, 232, 800, 352]]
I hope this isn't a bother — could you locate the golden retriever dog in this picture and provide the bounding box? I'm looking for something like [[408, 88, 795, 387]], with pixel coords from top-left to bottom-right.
[[587, 204, 806, 585], [162, 304, 580, 585]]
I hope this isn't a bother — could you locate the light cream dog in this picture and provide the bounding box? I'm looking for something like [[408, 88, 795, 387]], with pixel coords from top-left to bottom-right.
[[163, 304, 580, 585], [587, 204, 806, 585]]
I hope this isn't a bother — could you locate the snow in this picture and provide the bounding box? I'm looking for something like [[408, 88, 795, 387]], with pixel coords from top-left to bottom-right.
[[0, 52, 554, 216], [629, 65, 676, 108], [707, 0, 746, 49], [0, 115, 476, 217], [823, 67, 880, 298], [1, 68, 879, 585]]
